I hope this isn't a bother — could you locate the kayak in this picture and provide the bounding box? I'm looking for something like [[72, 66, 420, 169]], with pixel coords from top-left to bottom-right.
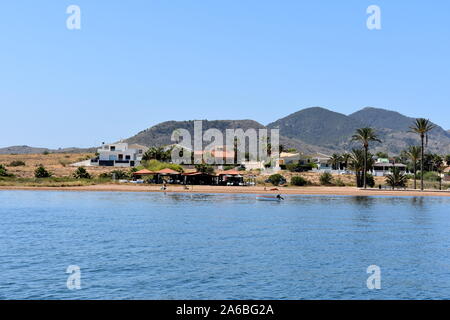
[[256, 195, 283, 201]]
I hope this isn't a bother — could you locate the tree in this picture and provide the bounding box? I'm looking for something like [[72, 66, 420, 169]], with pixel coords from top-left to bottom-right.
[[385, 168, 408, 190], [329, 154, 343, 170], [351, 128, 381, 189], [341, 153, 351, 171], [35, 165, 52, 178], [410, 118, 436, 190], [268, 174, 285, 186], [142, 146, 171, 162], [349, 149, 375, 188], [195, 163, 215, 175], [445, 155, 450, 165], [0, 164, 11, 177], [376, 152, 389, 159], [73, 167, 91, 179], [405, 146, 421, 189]]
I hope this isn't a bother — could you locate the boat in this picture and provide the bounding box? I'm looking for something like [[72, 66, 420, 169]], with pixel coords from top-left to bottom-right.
[[256, 195, 284, 201]]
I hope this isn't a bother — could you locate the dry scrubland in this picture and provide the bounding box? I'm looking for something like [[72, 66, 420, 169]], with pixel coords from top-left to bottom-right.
[[0, 153, 117, 178]]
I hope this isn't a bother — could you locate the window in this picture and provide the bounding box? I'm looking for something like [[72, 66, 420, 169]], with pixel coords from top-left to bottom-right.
[[110, 146, 116, 151]]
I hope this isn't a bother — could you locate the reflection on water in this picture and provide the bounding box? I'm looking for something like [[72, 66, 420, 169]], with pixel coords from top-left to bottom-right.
[[0, 191, 449, 300]]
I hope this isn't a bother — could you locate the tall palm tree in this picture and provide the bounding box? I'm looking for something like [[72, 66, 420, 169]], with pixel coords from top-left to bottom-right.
[[405, 146, 421, 189], [410, 118, 436, 191], [352, 128, 381, 189]]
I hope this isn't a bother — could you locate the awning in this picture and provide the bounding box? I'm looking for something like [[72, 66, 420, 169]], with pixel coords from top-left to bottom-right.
[[133, 169, 156, 175]]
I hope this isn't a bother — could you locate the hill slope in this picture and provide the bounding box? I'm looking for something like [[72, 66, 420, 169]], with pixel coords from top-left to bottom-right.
[[268, 107, 450, 154]]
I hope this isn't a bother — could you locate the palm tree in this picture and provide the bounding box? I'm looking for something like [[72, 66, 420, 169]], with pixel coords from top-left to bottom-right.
[[410, 118, 436, 191], [349, 149, 375, 187], [341, 153, 351, 171], [352, 128, 381, 189], [329, 154, 343, 170], [405, 146, 421, 189], [385, 167, 408, 190]]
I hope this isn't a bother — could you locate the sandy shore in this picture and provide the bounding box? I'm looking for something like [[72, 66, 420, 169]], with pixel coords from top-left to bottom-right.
[[1, 184, 450, 197]]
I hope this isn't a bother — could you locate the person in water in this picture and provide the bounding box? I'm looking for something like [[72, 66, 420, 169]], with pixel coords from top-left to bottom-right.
[[276, 194, 284, 200]]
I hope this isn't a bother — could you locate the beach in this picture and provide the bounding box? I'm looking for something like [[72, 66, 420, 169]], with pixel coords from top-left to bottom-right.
[[1, 184, 450, 197]]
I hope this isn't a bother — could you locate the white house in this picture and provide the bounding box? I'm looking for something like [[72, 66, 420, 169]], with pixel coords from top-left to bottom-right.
[[309, 153, 332, 172], [372, 158, 407, 177], [90, 143, 148, 167]]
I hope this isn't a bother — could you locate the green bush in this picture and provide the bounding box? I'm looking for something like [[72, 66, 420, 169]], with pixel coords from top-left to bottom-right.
[[34, 165, 52, 178], [73, 167, 91, 179], [286, 163, 316, 172], [335, 178, 346, 187], [365, 173, 375, 188], [0, 164, 12, 177], [9, 160, 25, 167], [423, 171, 441, 181], [290, 176, 309, 186], [268, 174, 285, 186], [319, 172, 333, 185]]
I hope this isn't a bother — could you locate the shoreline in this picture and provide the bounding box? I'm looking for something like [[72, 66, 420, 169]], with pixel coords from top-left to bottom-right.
[[1, 184, 450, 197]]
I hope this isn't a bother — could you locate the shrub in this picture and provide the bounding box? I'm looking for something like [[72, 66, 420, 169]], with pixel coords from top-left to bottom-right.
[[73, 167, 91, 179], [319, 172, 333, 185], [335, 178, 346, 187], [385, 168, 408, 189], [42, 150, 50, 155], [423, 171, 440, 182], [35, 165, 52, 178], [268, 174, 285, 186], [9, 160, 25, 167], [110, 170, 129, 180], [286, 163, 316, 172], [365, 173, 375, 188], [291, 176, 309, 186], [143, 160, 183, 173], [0, 164, 12, 177]]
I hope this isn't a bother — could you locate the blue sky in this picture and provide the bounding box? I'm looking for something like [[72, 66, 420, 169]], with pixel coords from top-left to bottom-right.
[[1, 1, 449, 148]]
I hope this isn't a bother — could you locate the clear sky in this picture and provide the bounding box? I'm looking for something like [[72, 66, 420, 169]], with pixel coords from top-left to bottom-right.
[[1, 1, 449, 149]]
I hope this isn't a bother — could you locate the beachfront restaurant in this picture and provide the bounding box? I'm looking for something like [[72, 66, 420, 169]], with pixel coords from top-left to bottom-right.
[[217, 169, 245, 186], [182, 172, 218, 185], [155, 168, 182, 184]]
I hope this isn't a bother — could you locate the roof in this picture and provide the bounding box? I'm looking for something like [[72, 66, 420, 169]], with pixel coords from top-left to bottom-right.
[[217, 169, 242, 175], [373, 163, 407, 167], [128, 144, 149, 151], [279, 152, 300, 158], [156, 168, 180, 174], [444, 166, 450, 173], [133, 169, 155, 175]]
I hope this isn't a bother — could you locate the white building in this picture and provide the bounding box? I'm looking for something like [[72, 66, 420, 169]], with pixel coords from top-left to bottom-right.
[[90, 143, 148, 167], [372, 158, 407, 177]]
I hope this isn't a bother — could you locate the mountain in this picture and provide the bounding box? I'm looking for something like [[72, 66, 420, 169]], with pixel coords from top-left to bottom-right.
[[124, 119, 329, 154], [348, 107, 450, 154], [3, 108, 449, 156], [267, 107, 360, 149], [267, 107, 450, 154], [0, 145, 95, 155]]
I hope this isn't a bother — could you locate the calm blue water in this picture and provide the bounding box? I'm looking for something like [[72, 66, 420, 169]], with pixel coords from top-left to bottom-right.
[[0, 191, 449, 300]]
